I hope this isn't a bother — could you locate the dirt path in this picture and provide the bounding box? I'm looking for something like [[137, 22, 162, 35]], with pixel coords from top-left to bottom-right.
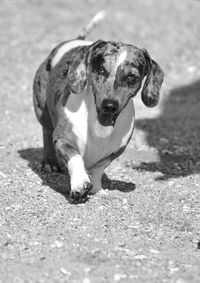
[[0, 1, 200, 282]]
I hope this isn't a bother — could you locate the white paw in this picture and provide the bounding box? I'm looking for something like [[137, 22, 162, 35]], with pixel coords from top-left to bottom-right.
[[70, 174, 92, 201]]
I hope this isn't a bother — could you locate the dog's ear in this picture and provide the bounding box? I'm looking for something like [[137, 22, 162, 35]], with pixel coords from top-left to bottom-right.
[[86, 40, 106, 63], [141, 49, 164, 107], [67, 40, 106, 93], [67, 62, 87, 94]]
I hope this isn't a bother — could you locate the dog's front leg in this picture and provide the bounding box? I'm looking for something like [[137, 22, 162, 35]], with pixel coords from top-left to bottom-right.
[[90, 158, 111, 195], [90, 166, 104, 194], [54, 139, 92, 200]]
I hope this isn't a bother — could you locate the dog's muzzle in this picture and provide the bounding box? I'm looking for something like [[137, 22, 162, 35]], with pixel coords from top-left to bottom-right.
[[97, 99, 119, 127]]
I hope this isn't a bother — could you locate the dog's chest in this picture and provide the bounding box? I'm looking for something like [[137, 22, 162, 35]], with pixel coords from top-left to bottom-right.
[[64, 93, 134, 169]]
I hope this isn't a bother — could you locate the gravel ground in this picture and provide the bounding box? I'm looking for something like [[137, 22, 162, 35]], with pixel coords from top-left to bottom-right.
[[0, 0, 200, 282]]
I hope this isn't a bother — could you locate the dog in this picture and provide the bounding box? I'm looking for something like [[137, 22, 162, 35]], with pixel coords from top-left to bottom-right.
[[33, 12, 164, 201]]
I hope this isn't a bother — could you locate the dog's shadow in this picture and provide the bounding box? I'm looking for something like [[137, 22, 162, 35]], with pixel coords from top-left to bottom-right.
[[134, 79, 200, 180], [18, 148, 135, 202]]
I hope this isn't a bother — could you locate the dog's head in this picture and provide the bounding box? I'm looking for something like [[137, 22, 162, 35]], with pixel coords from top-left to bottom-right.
[[68, 40, 164, 126]]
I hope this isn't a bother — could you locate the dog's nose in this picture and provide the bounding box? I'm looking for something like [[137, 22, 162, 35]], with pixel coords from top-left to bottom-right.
[[102, 99, 119, 114]]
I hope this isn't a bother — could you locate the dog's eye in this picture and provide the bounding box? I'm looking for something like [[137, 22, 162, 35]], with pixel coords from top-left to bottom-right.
[[127, 73, 137, 82], [96, 65, 106, 75], [126, 73, 139, 86]]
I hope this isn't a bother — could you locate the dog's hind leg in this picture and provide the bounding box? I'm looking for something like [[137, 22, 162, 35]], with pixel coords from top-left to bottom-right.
[[33, 64, 61, 172], [36, 105, 61, 172], [42, 126, 60, 172]]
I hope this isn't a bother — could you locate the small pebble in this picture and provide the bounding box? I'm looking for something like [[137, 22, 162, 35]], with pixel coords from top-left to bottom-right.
[[187, 65, 197, 73], [98, 189, 108, 195], [82, 278, 91, 283], [51, 240, 63, 248], [169, 267, 179, 274], [5, 206, 11, 211], [114, 273, 126, 281], [21, 84, 28, 91], [159, 137, 169, 144], [98, 206, 104, 210], [84, 267, 91, 274], [94, 238, 101, 242], [150, 248, 159, 254], [30, 241, 40, 246], [0, 171, 7, 178], [175, 278, 188, 283], [123, 198, 128, 204], [134, 254, 147, 260], [182, 205, 190, 213], [60, 268, 71, 276]]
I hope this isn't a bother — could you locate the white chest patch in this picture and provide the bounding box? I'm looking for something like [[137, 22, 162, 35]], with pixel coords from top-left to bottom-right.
[[64, 91, 135, 170], [51, 40, 93, 68], [94, 121, 113, 137], [85, 96, 135, 169], [64, 93, 88, 156]]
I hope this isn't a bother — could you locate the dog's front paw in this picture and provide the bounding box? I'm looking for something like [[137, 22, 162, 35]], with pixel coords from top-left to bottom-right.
[[70, 179, 93, 201]]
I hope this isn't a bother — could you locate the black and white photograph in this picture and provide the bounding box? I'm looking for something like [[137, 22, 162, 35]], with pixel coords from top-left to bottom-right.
[[0, 0, 200, 282]]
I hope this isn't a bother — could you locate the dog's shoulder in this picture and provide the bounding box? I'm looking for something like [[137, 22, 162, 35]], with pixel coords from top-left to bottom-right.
[[45, 40, 93, 108]]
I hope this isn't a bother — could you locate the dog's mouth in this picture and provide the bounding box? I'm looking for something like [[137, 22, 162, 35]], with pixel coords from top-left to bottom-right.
[[96, 108, 118, 127]]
